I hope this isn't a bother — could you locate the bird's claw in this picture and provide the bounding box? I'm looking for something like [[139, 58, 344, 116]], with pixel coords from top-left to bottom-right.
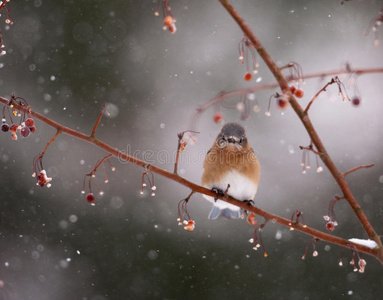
[[243, 200, 254, 207], [211, 187, 225, 201]]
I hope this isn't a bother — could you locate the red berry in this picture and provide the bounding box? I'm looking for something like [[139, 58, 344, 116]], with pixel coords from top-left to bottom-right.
[[213, 112, 223, 124], [277, 98, 288, 109], [20, 126, 30, 137], [290, 85, 297, 94], [25, 118, 34, 127], [29, 125, 37, 133], [326, 222, 335, 232], [86, 193, 95, 203], [11, 133, 17, 140], [1, 123, 9, 132], [247, 213, 257, 226], [9, 124, 18, 133], [352, 97, 361, 106], [243, 72, 252, 81], [168, 24, 176, 34], [294, 89, 304, 98], [163, 16, 174, 26]]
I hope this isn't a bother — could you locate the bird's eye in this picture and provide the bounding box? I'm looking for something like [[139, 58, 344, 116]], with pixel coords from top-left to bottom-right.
[[239, 138, 246, 145], [217, 138, 227, 148]]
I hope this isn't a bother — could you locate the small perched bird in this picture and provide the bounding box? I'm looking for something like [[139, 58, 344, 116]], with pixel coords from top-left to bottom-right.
[[201, 123, 260, 219]]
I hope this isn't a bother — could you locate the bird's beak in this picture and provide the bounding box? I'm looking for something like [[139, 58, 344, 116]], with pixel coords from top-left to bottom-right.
[[226, 136, 240, 144]]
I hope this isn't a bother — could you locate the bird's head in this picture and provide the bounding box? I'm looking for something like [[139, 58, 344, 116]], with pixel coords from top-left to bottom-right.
[[215, 123, 249, 150]]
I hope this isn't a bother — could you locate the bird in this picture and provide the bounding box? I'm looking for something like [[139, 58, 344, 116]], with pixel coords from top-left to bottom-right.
[[201, 123, 260, 219]]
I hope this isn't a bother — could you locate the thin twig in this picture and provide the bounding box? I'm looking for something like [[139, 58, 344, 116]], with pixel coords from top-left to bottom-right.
[[299, 144, 320, 156], [41, 129, 61, 156], [174, 132, 184, 174], [91, 102, 106, 138], [173, 130, 199, 174], [304, 78, 335, 113], [342, 164, 375, 177]]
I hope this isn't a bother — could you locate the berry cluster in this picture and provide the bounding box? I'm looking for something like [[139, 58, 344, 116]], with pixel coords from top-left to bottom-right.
[[279, 62, 305, 105], [238, 36, 258, 81], [1, 117, 36, 140], [177, 194, 196, 232], [182, 219, 195, 231], [0, 0, 15, 55], [1, 95, 36, 140], [365, 8, 383, 47], [140, 168, 156, 196], [264, 85, 304, 117], [32, 155, 52, 188], [154, 0, 176, 34], [339, 249, 367, 273], [81, 154, 115, 205], [323, 196, 342, 232], [163, 15, 176, 34], [35, 169, 52, 188], [248, 219, 268, 257], [300, 142, 323, 174]]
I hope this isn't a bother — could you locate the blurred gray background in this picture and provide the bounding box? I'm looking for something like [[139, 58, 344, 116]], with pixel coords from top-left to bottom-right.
[[0, 0, 382, 299]]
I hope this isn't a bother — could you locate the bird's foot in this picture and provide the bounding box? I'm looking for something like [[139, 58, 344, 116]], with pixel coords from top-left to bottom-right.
[[243, 199, 254, 207], [211, 187, 225, 201]]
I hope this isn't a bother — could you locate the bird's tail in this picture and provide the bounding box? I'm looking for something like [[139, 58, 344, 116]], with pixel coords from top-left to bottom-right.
[[208, 205, 241, 220]]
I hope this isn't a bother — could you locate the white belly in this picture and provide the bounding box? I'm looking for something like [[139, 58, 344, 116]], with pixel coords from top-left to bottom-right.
[[202, 170, 258, 209]]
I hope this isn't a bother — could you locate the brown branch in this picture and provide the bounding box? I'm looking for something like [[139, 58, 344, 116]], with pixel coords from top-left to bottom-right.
[[0, 95, 381, 264], [191, 67, 383, 128], [218, 0, 382, 260], [342, 164, 375, 178]]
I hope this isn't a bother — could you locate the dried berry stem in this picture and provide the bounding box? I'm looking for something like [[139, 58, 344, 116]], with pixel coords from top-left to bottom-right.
[[92, 154, 113, 174]]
